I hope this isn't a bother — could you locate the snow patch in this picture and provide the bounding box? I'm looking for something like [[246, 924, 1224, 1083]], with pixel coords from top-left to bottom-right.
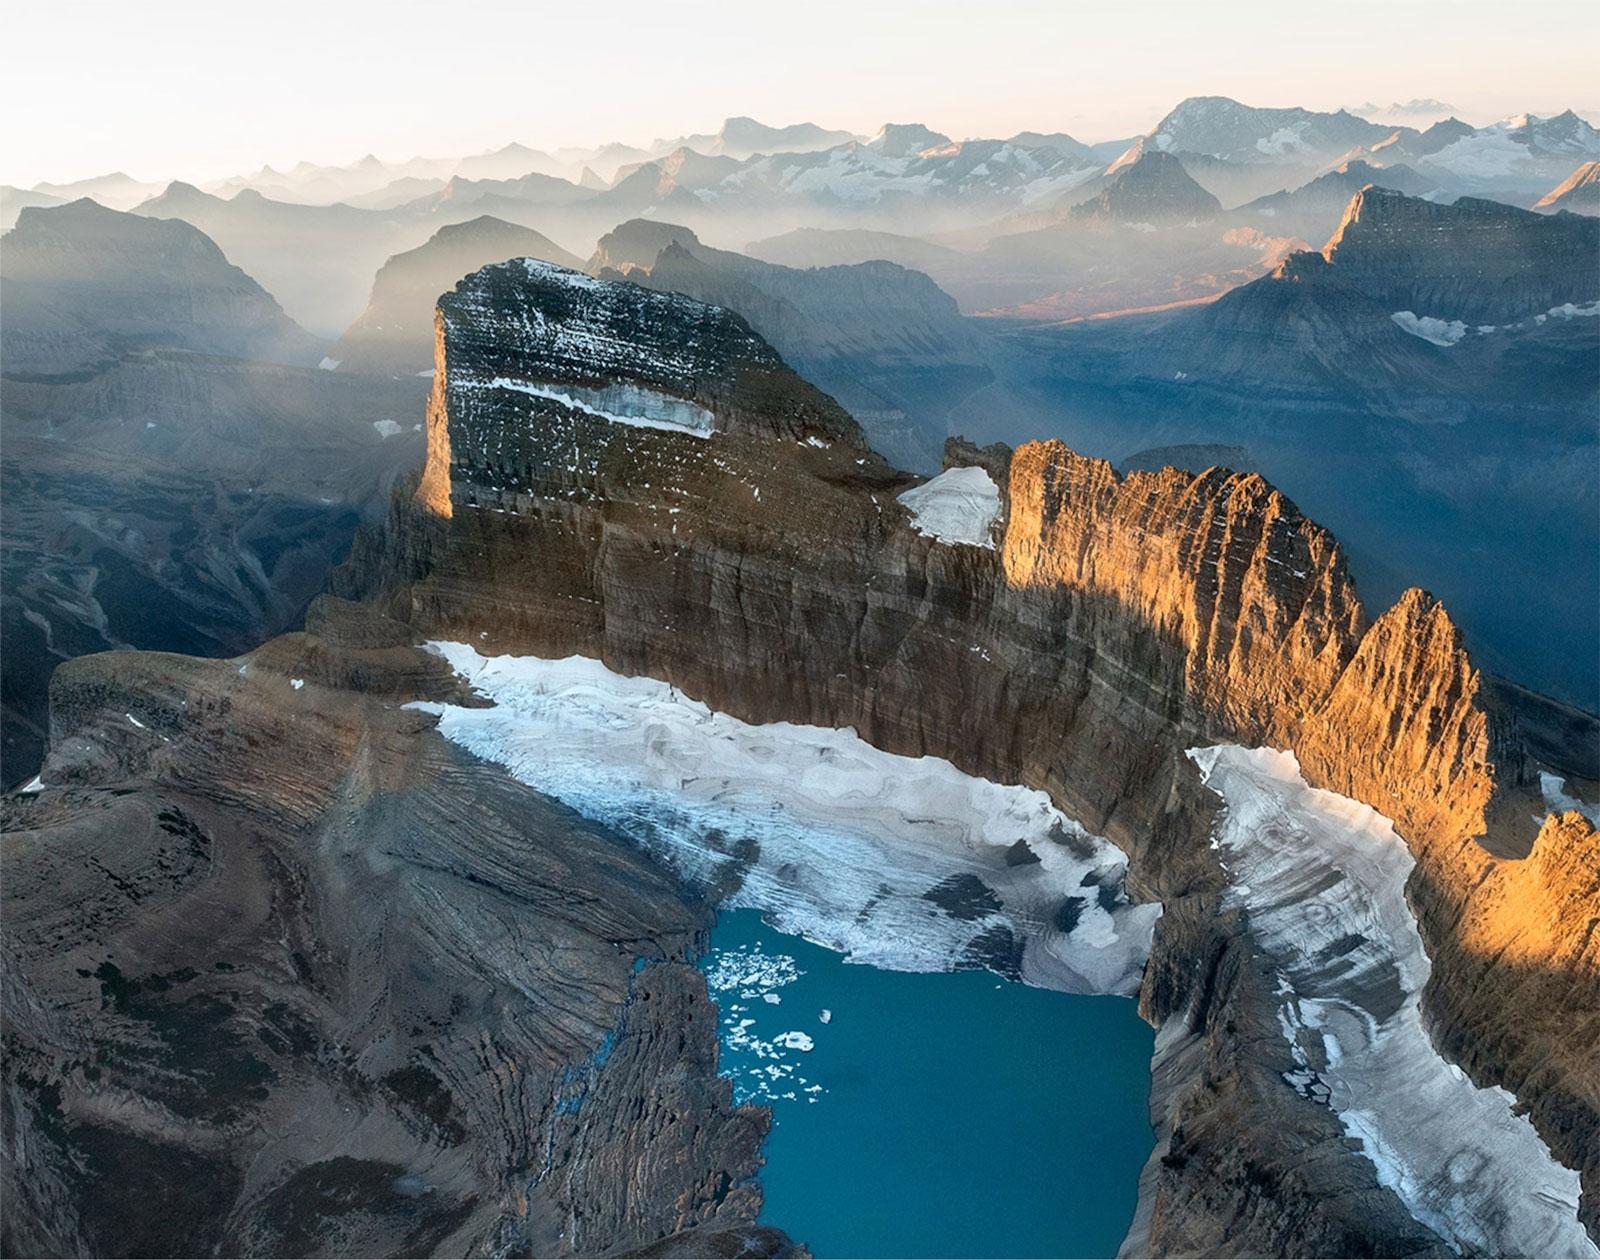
[[1190, 744, 1595, 1259], [290, 678, 305, 691], [897, 466, 1001, 550], [468, 376, 714, 439], [1390, 311, 1468, 346], [1540, 770, 1600, 826]]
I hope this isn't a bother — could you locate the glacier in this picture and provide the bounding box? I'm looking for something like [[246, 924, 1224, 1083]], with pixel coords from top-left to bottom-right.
[[413, 644, 1159, 995], [1190, 744, 1596, 1259]]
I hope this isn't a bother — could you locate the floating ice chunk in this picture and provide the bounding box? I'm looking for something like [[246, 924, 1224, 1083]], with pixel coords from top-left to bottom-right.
[[318, 356, 341, 371], [818, 1009, 832, 1024], [416, 368, 436, 378], [762, 993, 781, 1005], [897, 466, 1001, 550], [1190, 744, 1596, 1259], [775, 1031, 815, 1052], [372, 419, 402, 438], [1390, 311, 1468, 346]]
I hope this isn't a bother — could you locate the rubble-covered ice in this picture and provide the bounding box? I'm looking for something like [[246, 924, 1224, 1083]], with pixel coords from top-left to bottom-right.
[[896, 466, 1001, 549], [1190, 744, 1596, 1259], [414, 645, 1159, 995]]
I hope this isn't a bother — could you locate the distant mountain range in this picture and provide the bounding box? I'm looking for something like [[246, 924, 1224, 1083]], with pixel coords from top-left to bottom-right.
[[2, 199, 321, 375]]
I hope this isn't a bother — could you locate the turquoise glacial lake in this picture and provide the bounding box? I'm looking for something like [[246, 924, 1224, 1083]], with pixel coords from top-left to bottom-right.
[[701, 908, 1156, 1259]]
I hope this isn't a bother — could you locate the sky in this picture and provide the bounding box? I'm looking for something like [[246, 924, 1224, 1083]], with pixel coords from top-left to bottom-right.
[[4, 0, 1597, 187]]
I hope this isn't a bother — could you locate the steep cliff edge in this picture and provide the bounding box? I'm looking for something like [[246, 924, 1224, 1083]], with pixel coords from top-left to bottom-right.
[[334, 262, 1597, 1252]]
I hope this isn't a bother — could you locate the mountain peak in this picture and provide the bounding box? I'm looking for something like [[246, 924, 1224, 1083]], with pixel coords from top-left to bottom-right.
[[1070, 150, 1221, 224], [867, 123, 952, 158]]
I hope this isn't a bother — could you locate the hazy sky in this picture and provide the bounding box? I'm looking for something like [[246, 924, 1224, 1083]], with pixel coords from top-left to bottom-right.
[[5, 0, 1597, 186]]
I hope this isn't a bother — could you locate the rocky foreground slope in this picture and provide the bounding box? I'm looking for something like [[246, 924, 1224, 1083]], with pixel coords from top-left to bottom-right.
[[6, 262, 1597, 1257]]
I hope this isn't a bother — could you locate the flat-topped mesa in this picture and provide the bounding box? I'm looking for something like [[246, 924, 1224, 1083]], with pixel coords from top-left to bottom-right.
[[1318, 185, 1600, 322], [415, 258, 869, 516]]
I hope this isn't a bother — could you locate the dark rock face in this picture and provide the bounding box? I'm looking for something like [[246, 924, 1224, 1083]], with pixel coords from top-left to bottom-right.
[[329, 215, 586, 375], [1149, 186, 1600, 393], [418, 257, 865, 521], [1, 200, 322, 375], [1070, 152, 1222, 224], [1, 599, 785, 1258], [591, 218, 994, 472], [331, 264, 1596, 1253], [1315, 186, 1600, 323]]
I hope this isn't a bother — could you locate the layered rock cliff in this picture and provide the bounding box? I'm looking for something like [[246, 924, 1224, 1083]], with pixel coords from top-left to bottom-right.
[[1316, 186, 1599, 323], [588, 218, 994, 471], [334, 261, 1598, 1253]]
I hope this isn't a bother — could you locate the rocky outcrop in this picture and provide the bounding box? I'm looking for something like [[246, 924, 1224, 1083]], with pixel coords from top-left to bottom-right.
[[1315, 186, 1600, 322], [1140, 186, 1600, 397], [1234, 160, 1441, 242], [1, 200, 322, 375], [328, 216, 585, 375]]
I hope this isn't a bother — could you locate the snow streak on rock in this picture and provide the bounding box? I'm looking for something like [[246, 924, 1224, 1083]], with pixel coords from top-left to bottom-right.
[[415, 645, 1159, 995], [1189, 744, 1596, 1259]]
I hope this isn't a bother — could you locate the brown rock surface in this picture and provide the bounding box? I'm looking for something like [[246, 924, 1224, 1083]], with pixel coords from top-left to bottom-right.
[[1, 598, 786, 1257]]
